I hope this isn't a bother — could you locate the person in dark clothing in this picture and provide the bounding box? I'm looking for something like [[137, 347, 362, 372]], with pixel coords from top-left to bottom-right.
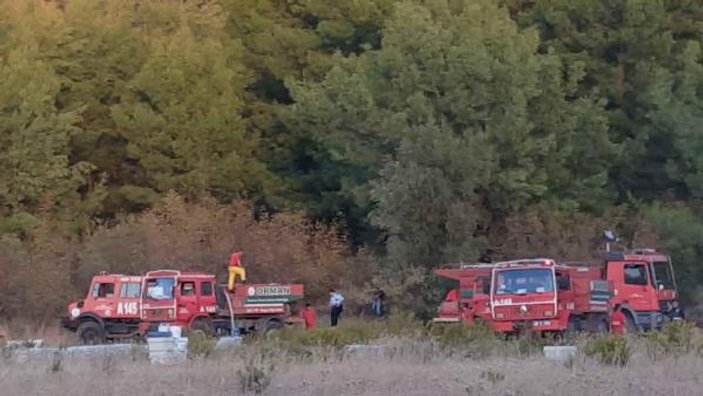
[[329, 288, 344, 327], [371, 289, 386, 317], [668, 301, 685, 321]]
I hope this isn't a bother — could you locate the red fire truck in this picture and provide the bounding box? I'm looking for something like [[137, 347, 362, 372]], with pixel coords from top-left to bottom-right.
[[62, 254, 304, 344], [62, 274, 144, 344], [139, 269, 304, 337], [564, 249, 680, 332], [434, 258, 612, 334]]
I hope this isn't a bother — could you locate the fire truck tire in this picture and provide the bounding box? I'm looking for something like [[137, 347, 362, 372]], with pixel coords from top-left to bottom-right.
[[624, 313, 638, 334], [260, 318, 284, 333], [77, 321, 106, 345], [596, 318, 609, 333], [191, 318, 215, 337], [566, 317, 579, 336]]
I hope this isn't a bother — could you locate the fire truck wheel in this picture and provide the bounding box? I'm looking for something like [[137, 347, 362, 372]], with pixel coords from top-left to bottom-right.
[[77, 321, 105, 345], [565, 317, 579, 336], [624, 313, 638, 334], [191, 318, 215, 337], [596, 318, 609, 333], [259, 318, 284, 333]]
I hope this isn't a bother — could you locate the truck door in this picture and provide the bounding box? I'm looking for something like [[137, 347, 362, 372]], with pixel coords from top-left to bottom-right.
[[198, 280, 217, 314], [116, 279, 141, 318], [176, 280, 198, 324], [651, 259, 677, 302], [620, 262, 658, 312], [90, 280, 117, 317], [555, 270, 573, 314]]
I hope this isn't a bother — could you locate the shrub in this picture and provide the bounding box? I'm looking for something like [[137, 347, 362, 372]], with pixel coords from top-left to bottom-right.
[[480, 368, 505, 384], [382, 313, 427, 337], [49, 351, 63, 374], [237, 357, 275, 394], [187, 331, 216, 359], [646, 321, 699, 359], [584, 335, 630, 366], [430, 322, 501, 358], [301, 325, 382, 347]]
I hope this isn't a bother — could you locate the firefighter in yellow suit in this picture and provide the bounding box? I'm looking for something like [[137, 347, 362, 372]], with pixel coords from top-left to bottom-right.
[[228, 251, 246, 291]]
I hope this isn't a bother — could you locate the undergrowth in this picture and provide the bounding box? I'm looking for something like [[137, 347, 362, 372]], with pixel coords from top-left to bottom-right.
[[237, 356, 275, 394], [186, 331, 216, 359], [646, 321, 701, 359], [244, 314, 556, 360], [245, 315, 703, 366], [583, 335, 630, 366]]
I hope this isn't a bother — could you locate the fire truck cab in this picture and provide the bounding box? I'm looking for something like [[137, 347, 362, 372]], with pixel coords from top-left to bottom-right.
[[62, 273, 143, 344], [139, 270, 218, 335], [605, 249, 679, 331]]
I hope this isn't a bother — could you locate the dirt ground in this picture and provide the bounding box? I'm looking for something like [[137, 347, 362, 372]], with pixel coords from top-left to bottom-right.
[[1, 350, 701, 396]]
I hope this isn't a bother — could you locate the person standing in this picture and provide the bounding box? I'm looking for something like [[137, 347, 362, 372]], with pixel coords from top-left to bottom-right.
[[371, 289, 386, 318], [329, 288, 344, 327], [300, 303, 317, 331], [610, 304, 626, 336]]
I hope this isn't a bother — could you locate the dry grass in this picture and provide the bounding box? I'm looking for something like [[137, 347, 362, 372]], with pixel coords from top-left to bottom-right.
[[1, 336, 701, 396]]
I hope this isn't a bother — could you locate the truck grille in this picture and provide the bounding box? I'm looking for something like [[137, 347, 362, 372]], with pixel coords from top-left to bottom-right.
[[144, 309, 169, 320], [494, 304, 553, 321]]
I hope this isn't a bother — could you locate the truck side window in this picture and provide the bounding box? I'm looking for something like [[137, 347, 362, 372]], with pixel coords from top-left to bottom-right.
[[120, 283, 141, 298], [624, 264, 648, 286], [92, 283, 115, 298], [478, 277, 490, 294], [181, 282, 196, 296], [201, 282, 213, 296], [556, 274, 570, 291]]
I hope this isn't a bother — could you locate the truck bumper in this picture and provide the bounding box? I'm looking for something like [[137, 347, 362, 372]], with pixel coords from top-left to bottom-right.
[[491, 319, 565, 333]]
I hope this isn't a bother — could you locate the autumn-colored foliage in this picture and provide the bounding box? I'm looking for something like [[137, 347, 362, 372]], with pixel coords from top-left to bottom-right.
[[0, 193, 369, 322]]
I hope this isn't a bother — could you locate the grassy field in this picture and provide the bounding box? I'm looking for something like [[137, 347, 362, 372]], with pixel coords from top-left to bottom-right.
[[1, 318, 702, 395]]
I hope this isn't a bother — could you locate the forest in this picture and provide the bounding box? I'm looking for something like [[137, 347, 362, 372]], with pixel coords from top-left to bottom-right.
[[1, 0, 703, 323]]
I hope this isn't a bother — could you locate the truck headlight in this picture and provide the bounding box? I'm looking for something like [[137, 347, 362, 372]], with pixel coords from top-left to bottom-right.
[[519, 305, 528, 315]]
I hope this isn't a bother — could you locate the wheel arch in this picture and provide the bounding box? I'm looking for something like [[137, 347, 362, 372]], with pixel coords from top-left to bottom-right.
[[188, 314, 212, 328], [76, 313, 105, 327], [618, 304, 637, 321]]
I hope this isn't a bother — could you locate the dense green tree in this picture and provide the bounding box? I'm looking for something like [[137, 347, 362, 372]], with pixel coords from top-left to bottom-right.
[[644, 41, 703, 197], [220, 0, 398, 216], [111, 16, 273, 202], [50, 0, 152, 215], [641, 204, 703, 302], [0, 4, 81, 235], [515, 0, 703, 202], [289, 0, 618, 261]]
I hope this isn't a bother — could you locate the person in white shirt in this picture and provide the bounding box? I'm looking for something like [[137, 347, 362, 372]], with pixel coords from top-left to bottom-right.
[[329, 288, 344, 326]]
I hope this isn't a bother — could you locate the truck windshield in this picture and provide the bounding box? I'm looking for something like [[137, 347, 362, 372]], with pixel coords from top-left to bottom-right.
[[495, 268, 554, 295], [652, 261, 675, 290], [145, 278, 175, 300]]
